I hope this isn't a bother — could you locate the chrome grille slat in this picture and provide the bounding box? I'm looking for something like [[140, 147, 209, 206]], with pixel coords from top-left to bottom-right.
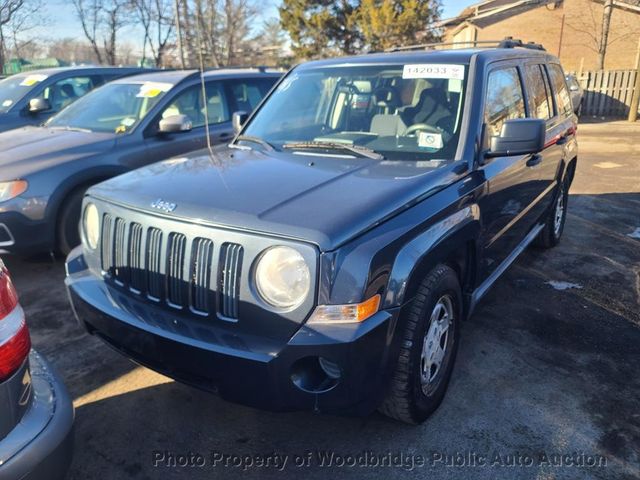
[[100, 214, 113, 272], [219, 243, 243, 319], [113, 218, 127, 285], [146, 228, 163, 300], [190, 238, 214, 314], [129, 223, 144, 292], [166, 233, 186, 308]]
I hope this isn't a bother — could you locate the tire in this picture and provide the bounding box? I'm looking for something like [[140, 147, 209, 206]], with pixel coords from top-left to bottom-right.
[[379, 264, 462, 424], [56, 188, 87, 256], [535, 178, 568, 249]]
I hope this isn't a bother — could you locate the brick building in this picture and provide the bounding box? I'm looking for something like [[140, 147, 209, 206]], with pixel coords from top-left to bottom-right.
[[438, 0, 640, 71]]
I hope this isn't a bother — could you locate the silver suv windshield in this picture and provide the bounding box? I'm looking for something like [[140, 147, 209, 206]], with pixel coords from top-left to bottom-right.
[[241, 63, 467, 160]]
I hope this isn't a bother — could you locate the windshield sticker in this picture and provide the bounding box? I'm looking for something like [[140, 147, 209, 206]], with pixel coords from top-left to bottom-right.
[[120, 117, 136, 127], [418, 131, 443, 149], [2, 100, 12, 107], [136, 82, 173, 98], [402, 64, 465, 80], [19, 74, 48, 87]]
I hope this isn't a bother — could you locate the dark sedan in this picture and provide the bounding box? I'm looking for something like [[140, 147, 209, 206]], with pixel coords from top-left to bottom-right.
[[0, 258, 74, 479], [0, 67, 148, 133], [0, 68, 280, 255]]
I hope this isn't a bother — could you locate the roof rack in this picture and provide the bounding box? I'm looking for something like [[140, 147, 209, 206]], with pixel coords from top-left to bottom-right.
[[385, 37, 545, 53]]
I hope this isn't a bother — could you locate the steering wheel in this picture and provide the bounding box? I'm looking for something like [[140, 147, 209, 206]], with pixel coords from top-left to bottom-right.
[[404, 123, 441, 137]]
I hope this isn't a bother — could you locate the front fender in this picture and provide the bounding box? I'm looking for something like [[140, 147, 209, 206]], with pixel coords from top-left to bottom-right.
[[383, 204, 480, 308]]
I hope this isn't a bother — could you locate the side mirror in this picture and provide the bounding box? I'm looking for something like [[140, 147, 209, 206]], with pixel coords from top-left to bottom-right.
[[158, 114, 192, 134], [486, 118, 545, 158], [28, 98, 51, 114], [232, 111, 248, 134]]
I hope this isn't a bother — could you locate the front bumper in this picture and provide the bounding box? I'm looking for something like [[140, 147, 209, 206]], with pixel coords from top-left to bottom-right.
[[0, 211, 52, 255], [66, 248, 400, 415], [0, 351, 74, 480]]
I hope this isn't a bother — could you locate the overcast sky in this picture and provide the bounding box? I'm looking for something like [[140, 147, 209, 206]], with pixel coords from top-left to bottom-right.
[[30, 0, 474, 54]]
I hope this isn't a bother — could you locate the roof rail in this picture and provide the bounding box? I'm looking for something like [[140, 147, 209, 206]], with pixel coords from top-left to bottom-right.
[[385, 37, 546, 53]]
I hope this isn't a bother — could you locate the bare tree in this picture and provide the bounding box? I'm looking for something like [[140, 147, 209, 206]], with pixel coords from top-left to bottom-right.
[[175, 0, 259, 68], [565, 0, 640, 69], [72, 0, 130, 65], [130, 0, 175, 66], [0, 0, 26, 71], [5, 0, 42, 59]]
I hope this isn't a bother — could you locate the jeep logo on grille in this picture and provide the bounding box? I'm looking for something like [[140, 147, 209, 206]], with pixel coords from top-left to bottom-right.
[[150, 198, 177, 213]]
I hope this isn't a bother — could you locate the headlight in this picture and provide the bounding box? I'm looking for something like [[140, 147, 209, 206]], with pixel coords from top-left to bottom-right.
[[255, 246, 310, 309], [83, 203, 100, 250], [0, 180, 28, 203]]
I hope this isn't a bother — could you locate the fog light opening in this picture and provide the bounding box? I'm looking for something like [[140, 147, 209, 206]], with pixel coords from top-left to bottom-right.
[[290, 356, 341, 394]]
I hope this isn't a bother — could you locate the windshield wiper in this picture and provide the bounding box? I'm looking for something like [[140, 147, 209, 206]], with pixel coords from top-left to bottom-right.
[[283, 141, 384, 160], [234, 135, 275, 151]]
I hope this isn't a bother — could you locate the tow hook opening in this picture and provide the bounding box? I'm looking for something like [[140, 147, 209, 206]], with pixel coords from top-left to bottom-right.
[[290, 356, 341, 393]]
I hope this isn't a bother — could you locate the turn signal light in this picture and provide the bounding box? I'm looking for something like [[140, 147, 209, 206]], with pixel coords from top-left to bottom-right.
[[307, 294, 381, 324]]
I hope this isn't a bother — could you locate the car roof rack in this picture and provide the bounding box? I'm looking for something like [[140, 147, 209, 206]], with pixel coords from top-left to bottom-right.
[[384, 37, 546, 53]]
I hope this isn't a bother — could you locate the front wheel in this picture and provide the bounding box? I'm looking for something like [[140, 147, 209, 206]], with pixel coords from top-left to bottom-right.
[[56, 188, 87, 256], [379, 264, 461, 424], [535, 179, 568, 249]]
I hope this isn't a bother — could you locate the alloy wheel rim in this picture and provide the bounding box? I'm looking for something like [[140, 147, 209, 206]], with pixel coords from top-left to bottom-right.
[[554, 189, 565, 237], [420, 295, 454, 394]]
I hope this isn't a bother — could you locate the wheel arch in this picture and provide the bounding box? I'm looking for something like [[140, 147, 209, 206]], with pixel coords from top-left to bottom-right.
[[48, 166, 128, 248], [383, 205, 481, 317]]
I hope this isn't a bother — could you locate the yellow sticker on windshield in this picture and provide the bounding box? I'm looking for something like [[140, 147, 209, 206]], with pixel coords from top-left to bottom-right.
[[20, 74, 48, 86], [137, 82, 172, 98]]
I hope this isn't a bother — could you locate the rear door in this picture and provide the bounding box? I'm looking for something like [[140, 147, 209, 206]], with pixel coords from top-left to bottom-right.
[[477, 62, 542, 280], [522, 62, 564, 221], [542, 64, 577, 202]]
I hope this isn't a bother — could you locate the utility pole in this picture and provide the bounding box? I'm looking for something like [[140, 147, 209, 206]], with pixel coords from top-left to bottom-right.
[[174, 0, 186, 69], [597, 0, 614, 70]]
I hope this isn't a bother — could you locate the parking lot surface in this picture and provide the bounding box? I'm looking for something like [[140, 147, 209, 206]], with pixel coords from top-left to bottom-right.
[[5, 121, 640, 480]]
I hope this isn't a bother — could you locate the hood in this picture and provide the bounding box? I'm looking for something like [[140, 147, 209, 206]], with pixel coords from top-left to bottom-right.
[[0, 127, 116, 179], [89, 146, 456, 251]]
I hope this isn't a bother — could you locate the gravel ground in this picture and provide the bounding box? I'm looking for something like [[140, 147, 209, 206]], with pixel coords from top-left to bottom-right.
[[4, 121, 640, 480]]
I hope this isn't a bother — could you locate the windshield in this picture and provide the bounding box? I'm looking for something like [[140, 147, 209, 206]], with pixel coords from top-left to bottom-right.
[[0, 73, 48, 113], [47, 81, 172, 133], [241, 63, 467, 160]]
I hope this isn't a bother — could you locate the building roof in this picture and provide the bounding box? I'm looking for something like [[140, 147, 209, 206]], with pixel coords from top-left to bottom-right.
[[438, 0, 640, 30]]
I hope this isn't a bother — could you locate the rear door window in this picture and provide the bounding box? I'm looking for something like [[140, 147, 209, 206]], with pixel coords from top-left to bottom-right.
[[525, 65, 552, 120], [229, 78, 276, 113], [484, 67, 526, 142], [547, 64, 573, 116]]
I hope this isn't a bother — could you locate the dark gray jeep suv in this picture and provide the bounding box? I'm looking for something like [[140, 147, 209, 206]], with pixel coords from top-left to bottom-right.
[[66, 40, 577, 423]]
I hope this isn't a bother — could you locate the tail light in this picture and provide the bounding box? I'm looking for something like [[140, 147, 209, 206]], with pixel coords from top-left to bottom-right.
[[0, 260, 30, 382]]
